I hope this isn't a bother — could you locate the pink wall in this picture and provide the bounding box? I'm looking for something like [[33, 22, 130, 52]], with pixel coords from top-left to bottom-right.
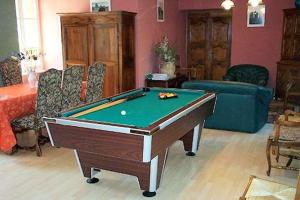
[[179, 0, 295, 88], [113, 0, 183, 87], [39, 0, 183, 87]]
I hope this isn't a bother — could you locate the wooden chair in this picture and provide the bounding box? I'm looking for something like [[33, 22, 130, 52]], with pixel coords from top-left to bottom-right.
[[240, 175, 296, 200], [85, 63, 106, 103], [11, 69, 63, 156], [61, 65, 84, 110], [0, 57, 22, 86], [266, 110, 300, 176]]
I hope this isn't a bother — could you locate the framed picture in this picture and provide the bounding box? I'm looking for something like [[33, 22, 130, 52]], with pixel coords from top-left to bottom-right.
[[247, 4, 265, 27], [90, 0, 111, 12], [157, 0, 164, 22]]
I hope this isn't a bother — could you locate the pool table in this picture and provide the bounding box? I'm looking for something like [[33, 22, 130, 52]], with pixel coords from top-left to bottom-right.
[[44, 87, 216, 197]]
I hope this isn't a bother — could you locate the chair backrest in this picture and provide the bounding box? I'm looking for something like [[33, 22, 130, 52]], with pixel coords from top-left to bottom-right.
[[0, 67, 4, 87], [35, 68, 62, 129], [61, 65, 84, 110], [86, 63, 106, 103], [0, 57, 22, 86], [223, 64, 269, 86]]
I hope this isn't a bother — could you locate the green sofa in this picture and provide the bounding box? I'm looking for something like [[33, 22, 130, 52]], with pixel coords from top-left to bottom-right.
[[182, 80, 273, 133]]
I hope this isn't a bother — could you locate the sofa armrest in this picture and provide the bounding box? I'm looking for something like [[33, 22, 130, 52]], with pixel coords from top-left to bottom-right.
[[257, 86, 273, 105]]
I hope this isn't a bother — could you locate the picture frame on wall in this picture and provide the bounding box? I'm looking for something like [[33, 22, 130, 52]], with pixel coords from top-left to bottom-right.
[[247, 4, 265, 27], [157, 0, 164, 22], [90, 0, 111, 12]]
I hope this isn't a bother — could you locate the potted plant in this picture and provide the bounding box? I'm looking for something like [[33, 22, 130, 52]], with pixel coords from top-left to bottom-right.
[[155, 36, 176, 78]]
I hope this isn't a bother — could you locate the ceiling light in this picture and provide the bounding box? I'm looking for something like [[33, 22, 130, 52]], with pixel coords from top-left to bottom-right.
[[248, 0, 263, 7], [221, 0, 235, 10]]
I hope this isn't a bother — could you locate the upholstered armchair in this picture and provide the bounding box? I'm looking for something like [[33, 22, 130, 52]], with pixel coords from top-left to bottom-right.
[[223, 64, 269, 86]]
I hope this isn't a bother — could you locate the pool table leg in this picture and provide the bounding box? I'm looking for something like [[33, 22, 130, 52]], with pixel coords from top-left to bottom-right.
[[141, 148, 168, 197], [74, 150, 100, 184], [180, 121, 204, 156], [74, 149, 168, 197]]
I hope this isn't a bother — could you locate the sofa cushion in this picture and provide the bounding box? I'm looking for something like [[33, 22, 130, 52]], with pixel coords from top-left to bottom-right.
[[223, 64, 269, 86], [182, 80, 273, 103]]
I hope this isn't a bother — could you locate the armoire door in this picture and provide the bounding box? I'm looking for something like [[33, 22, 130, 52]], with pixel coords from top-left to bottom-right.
[[210, 15, 232, 80], [89, 23, 119, 98], [62, 25, 89, 77], [187, 10, 232, 80], [187, 13, 209, 80]]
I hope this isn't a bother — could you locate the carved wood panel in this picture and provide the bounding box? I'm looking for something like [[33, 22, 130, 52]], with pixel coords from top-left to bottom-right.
[[90, 24, 119, 97], [187, 14, 208, 80], [276, 9, 300, 99], [295, 14, 300, 35], [187, 10, 232, 80], [283, 14, 295, 36], [63, 25, 89, 77], [210, 16, 231, 80]]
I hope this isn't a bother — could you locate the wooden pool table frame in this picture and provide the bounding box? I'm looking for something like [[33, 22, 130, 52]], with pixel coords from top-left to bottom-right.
[[44, 88, 216, 197]]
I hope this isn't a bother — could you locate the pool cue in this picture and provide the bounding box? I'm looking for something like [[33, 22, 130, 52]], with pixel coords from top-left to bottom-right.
[[70, 92, 146, 118]]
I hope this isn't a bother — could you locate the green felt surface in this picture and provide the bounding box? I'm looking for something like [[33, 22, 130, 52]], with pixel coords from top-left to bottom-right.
[[64, 88, 205, 128]]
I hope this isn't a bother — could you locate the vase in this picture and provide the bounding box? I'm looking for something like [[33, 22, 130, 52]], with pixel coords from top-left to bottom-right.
[[160, 62, 176, 78], [296, 0, 300, 8], [28, 71, 37, 88]]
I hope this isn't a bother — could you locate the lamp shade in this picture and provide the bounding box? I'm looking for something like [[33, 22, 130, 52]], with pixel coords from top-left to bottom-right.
[[248, 0, 263, 7], [221, 0, 235, 10]]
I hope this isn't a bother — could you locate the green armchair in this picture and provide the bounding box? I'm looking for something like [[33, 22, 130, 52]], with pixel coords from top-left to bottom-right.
[[223, 64, 269, 86]]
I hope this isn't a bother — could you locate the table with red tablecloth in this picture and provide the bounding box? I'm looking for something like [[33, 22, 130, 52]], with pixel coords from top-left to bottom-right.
[[0, 81, 88, 153], [0, 84, 37, 153]]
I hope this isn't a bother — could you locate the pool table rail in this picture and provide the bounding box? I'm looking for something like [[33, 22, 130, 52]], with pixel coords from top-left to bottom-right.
[[46, 91, 216, 136]]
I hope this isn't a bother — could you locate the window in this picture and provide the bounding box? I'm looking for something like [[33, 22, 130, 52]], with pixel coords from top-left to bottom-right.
[[15, 0, 41, 73]]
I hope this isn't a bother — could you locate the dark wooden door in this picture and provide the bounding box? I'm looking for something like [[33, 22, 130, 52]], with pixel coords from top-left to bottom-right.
[[89, 23, 119, 98], [62, 25, 89, 77], [187, 13, 208, 80], [187, 10, 232, 80]]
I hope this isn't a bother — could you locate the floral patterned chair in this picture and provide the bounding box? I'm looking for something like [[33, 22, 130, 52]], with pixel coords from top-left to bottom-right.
[[61, 65, 84, 110], [11, 68, 63, 156], [0, 57, 22, 86], [266, 110, 300, 176], [85, 63, 106, 103]]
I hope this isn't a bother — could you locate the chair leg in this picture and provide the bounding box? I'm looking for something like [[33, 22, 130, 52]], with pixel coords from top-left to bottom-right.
[[276, 148, 280, 163], [266, 138, 272, 176], [35, 129, 42, 157], [286, 156, 293, 167]]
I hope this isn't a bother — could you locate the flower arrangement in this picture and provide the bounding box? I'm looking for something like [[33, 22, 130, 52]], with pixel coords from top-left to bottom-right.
[[16, 48, 42, 73], [154, 36, 176, 63]]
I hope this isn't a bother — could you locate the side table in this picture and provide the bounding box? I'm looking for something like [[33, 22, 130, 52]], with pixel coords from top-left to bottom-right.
[[145, 75, 187, 88]]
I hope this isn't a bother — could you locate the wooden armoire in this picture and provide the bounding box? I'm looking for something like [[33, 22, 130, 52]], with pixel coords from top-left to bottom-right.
[[59, 11, 136, 98], [276, 9, 300, 99], [186, 9, 232, 80]]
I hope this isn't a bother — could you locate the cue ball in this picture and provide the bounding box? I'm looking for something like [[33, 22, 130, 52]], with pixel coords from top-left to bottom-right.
[[121, 110, 126, 115]]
